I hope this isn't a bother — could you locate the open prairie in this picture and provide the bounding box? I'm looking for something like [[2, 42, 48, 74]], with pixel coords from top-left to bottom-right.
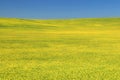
[[0, 18, 120, 80]]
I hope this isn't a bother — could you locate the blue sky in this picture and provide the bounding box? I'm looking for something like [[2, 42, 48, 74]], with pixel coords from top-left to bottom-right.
[[0, 0, 120, 19]]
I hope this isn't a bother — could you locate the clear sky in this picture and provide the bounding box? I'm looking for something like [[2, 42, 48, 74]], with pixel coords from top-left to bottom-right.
[[0, 0, 120, 19]]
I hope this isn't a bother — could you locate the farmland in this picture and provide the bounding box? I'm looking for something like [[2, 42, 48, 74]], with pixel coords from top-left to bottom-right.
[[0, 18, 120, 80]]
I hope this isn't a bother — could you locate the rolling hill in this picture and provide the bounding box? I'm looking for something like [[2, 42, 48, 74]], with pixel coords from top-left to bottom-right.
[[0, 18, 120, 80]]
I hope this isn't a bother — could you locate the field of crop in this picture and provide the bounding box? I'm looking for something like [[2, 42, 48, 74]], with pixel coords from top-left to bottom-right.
[[0, 18, 120, 80]]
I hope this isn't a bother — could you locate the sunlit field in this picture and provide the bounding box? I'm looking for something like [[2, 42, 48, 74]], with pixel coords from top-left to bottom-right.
[[0, 18, 120, 80]]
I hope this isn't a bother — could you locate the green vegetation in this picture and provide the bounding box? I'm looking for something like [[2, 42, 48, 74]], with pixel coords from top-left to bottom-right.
[[0, 18, 120, 80]]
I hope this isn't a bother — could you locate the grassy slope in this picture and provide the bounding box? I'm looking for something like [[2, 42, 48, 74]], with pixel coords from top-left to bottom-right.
[[0, 18, 120, 80]]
